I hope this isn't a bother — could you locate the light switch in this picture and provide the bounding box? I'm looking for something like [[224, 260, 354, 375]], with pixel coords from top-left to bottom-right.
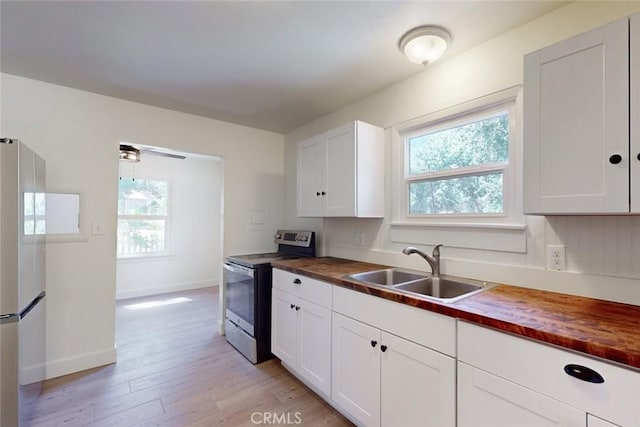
[[91, 220, 105, 236]]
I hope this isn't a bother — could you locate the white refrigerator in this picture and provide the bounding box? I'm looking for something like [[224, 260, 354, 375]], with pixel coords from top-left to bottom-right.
[[0, 138, 46, 426]]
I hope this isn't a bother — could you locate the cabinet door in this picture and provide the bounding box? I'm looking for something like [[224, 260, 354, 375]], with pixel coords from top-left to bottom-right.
[[632, 13, 640, 213], [332, 313, 381, 427], [324, 123, 356, 217], [524, 17, 629, 214], [297, 299, 332, 398], [297, 136, 325, 217], [458, 363, 585, 427], [380, 332, 455, 427], [271, 289, 297, 367]]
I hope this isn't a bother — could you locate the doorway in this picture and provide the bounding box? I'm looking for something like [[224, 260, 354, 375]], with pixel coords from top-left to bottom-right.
[[116, 144, 223, 300]]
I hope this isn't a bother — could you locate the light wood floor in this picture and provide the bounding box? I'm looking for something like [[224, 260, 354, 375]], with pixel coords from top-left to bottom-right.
[[28, 287, 352, 426]]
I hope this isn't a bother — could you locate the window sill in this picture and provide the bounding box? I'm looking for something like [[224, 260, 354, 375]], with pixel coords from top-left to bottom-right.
[[390, 221, 527, 231], [117, 253, 176, 263], [389, 221, 527, 253]]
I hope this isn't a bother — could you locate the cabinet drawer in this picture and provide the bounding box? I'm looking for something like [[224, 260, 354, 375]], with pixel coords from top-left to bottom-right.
[[272, 269, 332, 308], [333, 286, 455, 356], [458, 321, 640, 426]]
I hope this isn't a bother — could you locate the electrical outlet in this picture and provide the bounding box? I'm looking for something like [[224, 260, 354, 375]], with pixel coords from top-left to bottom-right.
[[546, 244, 566, 271]]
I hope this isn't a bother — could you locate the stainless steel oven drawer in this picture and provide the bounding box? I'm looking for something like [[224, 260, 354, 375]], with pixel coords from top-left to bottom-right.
[[225, 319, 258, 364]]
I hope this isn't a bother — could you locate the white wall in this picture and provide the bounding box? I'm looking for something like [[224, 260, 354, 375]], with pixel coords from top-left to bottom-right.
[[1, 73, 285, 379], [116, 153, 222, 300], [284, 1, 640, 305]]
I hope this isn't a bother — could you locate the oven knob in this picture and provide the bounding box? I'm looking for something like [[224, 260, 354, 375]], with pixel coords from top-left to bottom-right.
[[274, 233, 282, 240], [300, 235, 308, 242]]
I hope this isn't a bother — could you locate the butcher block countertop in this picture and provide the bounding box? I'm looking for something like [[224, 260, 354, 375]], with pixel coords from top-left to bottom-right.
[[272, 256, 640, 370]]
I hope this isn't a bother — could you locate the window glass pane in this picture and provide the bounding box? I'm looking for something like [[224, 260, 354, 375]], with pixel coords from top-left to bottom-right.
[[117, 219, 166, 254], [117, 178, 169, 255], [408, 113, 509, 176], [409, 173, 504, 215], [118, 179, 168, 216]]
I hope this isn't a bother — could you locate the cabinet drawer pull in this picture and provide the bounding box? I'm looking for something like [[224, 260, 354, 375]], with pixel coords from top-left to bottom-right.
[[609, 154, 623, 164], [370, 340, 377, 348], [293, 278, 302, 285], [564, 364, 605, 384]]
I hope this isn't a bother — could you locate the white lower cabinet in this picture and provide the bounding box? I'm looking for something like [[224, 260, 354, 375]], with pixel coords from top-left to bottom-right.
[[271, 288, 298, 367], [273, 271, 635, 427], [271, 271, 332, 398], [458, 321, 638, 427], [331, 312, 455, 427], [297, 297, 332, 396], [332, 312, 380, 426], [458, 362, 584, 427], [380, 332, 455, 427]]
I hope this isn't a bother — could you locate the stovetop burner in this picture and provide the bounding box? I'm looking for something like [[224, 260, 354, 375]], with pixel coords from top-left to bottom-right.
[[226, 252, 303, 268], [225, 230, 316, 269]]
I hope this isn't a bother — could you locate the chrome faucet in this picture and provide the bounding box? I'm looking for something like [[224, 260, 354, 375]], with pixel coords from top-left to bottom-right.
[[402, 245, 443, 278]]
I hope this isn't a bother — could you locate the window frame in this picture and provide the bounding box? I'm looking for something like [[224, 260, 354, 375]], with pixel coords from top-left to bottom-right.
[[390, 87, 525, 234], [117, 176, 172, 258], [402, 104, 513, 218]]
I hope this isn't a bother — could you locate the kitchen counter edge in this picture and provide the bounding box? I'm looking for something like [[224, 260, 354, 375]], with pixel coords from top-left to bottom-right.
[[272, 256, 640, 371]]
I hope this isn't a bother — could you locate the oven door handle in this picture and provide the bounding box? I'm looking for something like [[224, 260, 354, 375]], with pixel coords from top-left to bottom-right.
[[224, 262, 254, 277]]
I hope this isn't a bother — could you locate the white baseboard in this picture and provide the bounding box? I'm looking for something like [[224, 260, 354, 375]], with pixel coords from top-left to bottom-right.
[[115, 280, 218, 300], [46, 346, 117, 380]]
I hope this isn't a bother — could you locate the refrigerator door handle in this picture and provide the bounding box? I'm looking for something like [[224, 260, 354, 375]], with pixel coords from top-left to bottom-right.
[[0, 313, 20, 324], [19, 291, 46, 320]]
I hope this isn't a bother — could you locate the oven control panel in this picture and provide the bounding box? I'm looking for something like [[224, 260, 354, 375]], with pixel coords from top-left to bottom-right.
[[274, 230, 314, 247]]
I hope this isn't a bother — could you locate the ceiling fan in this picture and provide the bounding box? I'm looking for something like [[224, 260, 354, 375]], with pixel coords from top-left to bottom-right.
[[119, 144, 186, 162]]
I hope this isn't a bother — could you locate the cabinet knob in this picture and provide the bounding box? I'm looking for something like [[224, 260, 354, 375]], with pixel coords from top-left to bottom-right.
[[295, 305, 300, 311], [293, 278, 302, 285], [637, 153, 640, 161], [609, 154, 623, 164], [321, 191, 326, 196], [370, 340, 377, 348], [563, 364, 604, 384], [380, 345, 387, 352], [316, 192, 321, 196], [290, 304, 295, 309]]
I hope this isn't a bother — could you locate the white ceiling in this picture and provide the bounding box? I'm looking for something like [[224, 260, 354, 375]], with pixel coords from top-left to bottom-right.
[[0, 1, 567, 133]]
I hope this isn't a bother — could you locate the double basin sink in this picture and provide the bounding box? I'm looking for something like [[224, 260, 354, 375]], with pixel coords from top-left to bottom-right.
[[344, 268, 495, 303]]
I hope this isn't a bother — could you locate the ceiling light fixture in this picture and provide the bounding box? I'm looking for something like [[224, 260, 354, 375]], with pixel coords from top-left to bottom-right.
[[399, 25, 452, 66], [119, 144, 140, 162]]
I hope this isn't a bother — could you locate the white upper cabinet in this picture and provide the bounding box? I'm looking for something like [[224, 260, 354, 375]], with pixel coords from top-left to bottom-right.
[[297, 121, 384, 217], [524, 15, 634, 214], [631, 13, 640, 212]]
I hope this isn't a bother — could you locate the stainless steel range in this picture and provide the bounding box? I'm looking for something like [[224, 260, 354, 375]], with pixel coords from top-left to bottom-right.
[[224, 230, 315, 363]]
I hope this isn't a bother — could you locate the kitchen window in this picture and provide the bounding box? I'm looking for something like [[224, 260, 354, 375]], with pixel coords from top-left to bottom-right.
[[390, 88, 526, 253], [117, 178, 170, 256], [403, 106, 511, 217]]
